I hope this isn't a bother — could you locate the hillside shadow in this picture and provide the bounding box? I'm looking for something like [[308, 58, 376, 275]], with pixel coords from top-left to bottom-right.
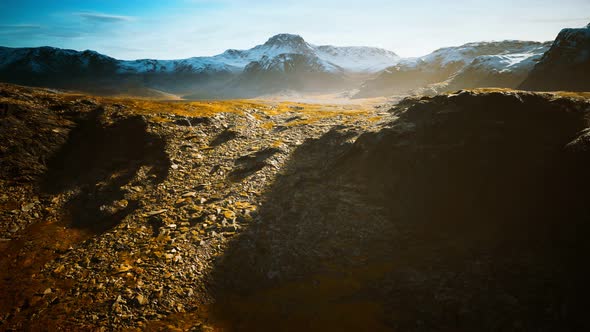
[[227, 148, 281, 182], [40, 108, 170, 234], [206, 93, 590, 331], [210, 129, 239, 147], [208, 128, 399, 331]]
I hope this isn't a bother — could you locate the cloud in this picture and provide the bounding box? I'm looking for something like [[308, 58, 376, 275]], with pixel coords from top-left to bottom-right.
[[0, 24, 42, 30], [44, 29, 84, 39], [0, 24, 42, 36], [75, 12, 134, 23], [529, 17, 590, 23]]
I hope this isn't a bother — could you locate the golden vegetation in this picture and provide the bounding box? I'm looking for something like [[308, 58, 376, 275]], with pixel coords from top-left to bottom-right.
[[261, 122, 275, 130], [0, 83, 375, 126], [98, 97, 374, 124]]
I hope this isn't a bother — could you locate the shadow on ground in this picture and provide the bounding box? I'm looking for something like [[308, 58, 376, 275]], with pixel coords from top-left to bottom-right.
[[228, 148, 281, 182], [210, 129, 239, 147], [40, 108, 170, 234], [206, 91, 590, 332]]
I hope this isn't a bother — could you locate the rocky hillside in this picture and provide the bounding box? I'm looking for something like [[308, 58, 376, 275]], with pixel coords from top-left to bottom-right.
[[520, 23, 590, 91], [438, 43, 550, 92], [355, 41, 551, 98], [0, 83, 383, 330], [2, 83, 590, 331]]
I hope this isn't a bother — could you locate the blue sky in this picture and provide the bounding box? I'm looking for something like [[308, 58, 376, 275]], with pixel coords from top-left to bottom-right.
[[0, 0, 589, 59]]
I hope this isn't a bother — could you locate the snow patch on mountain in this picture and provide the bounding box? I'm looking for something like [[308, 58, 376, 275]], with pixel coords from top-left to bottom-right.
[[467, 54, 537, 73], [315, 46, 400, 72], [461, 43, 550, 74], [353, 40, 552, 98], [398, 41, 550, 71], [245, 53, 342, 73], [117, 57, 240, 74]]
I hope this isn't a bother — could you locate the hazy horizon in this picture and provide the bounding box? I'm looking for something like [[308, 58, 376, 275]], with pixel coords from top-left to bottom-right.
[[0, 0, 589, 60]]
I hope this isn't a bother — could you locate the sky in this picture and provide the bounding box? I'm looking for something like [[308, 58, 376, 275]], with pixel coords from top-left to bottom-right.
[[0, 0, 589, 60]]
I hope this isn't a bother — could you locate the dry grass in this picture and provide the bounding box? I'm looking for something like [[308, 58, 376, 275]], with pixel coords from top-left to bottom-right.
[[100, 98, 373, 125], [100, 98, 262, 117], [0, 83, 375, 130], [261, 122, 275, 130]]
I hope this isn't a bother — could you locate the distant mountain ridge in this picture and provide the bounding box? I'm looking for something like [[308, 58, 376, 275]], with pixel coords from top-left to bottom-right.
[[0, 33, 401, 97], [0, 34, 400, 76], [0, 27, 586, 98]]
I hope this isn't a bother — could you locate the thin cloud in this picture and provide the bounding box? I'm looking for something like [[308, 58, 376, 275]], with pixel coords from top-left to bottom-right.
[[76, 12, 134, 23], [0, 24, 42, 30], [530, 17, 590, 23], [44, 30, 85, 39], [0, 24, 42, 36]]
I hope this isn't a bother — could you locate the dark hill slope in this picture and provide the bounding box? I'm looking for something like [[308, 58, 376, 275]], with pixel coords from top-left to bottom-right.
[[213, 89, 590, 331], [520, 24, 590, 91]]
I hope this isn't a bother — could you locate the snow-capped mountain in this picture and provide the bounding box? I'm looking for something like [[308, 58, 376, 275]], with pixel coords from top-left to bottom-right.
[[520, 23, 590, 91], [116, 34, 399, 74], [354, 41, 551, 98]]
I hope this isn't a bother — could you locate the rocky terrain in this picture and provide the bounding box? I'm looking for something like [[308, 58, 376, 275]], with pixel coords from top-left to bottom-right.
[[0, 83, 384, 330], [520, 23, 590, 92], [1, 83, 590, 331]]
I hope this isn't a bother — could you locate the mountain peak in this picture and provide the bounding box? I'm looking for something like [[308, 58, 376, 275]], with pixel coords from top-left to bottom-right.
[[264, 34, 307, 47]]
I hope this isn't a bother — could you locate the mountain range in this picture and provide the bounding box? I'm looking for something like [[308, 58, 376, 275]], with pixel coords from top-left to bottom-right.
[[0, 24, 588, 98], [0, 34, 400, 98], [355, 23, 589, 97]]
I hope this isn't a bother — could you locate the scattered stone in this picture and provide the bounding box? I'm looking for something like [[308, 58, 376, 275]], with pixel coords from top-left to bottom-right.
[[146, 209, 167, 216], [21, 203, 35, 212], [136, 294, 149, 306]]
